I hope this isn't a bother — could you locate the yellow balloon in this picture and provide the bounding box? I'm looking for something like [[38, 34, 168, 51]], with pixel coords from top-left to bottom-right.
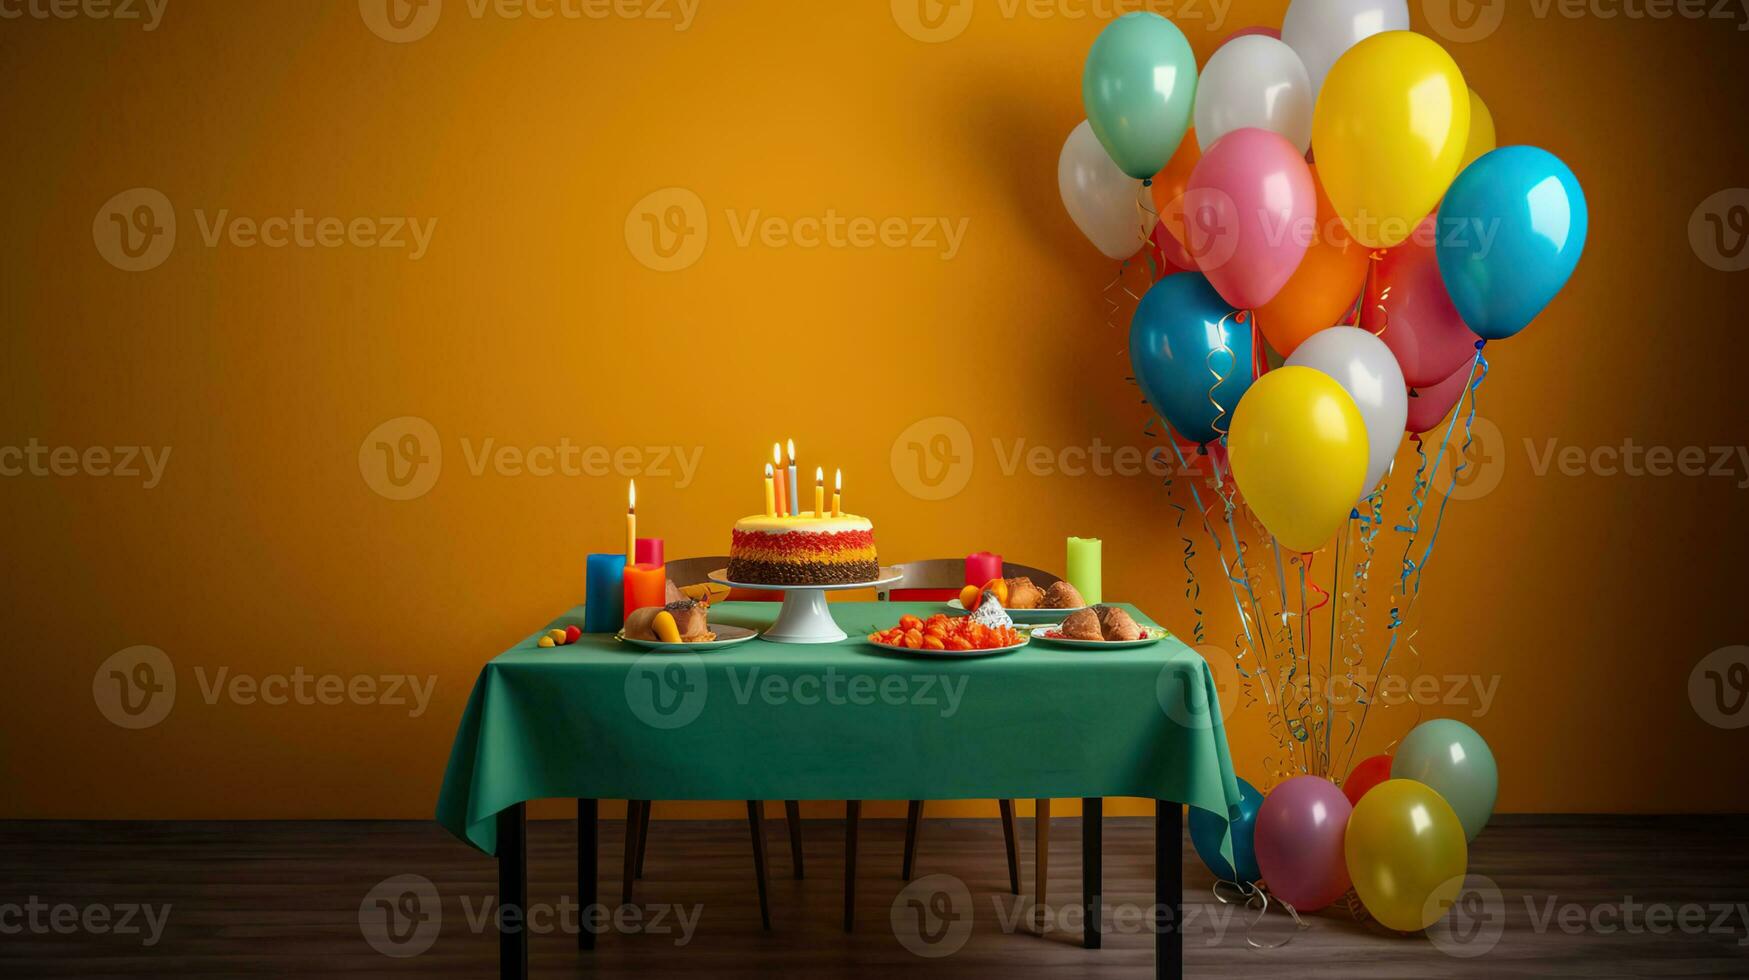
[[1345, 780, 1469, 932], [1228, 367, 1367, 553], [1311, 31, 1470, 249], [1460, 89, 1496, 172]]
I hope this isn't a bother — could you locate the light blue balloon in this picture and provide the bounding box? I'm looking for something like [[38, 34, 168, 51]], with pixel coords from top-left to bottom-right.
[[1436, 146, 1588, 341], [1082, 12, 1198, 180], [1392, 718, 1498, 842], [1192, 777, 1262, 883], [1130, 271, 1255, 445]]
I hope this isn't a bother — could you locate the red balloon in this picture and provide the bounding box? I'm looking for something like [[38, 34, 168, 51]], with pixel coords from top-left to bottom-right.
[[1405, 359, 1475, 434], [1363, 216, 1483, 388], [1342, 754, 1394, 808]]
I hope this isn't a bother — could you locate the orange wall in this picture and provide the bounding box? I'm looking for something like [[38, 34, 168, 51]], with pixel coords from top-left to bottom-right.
[[4, 1, 1746, 821]]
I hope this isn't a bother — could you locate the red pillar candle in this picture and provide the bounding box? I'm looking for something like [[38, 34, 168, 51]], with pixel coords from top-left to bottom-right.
[[635, 538, 664, 566], [966, 552, 1003, 587], [623, 562, 668, 619]]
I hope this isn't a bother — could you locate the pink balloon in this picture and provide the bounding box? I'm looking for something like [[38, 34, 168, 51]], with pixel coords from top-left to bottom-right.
[[1364, 216, 1484, 388], [1222, 26, 1280, 43], [1406, 358, 1476, 434], [1184, 128, 1315, 310], [1254, 776, 1352, 912]]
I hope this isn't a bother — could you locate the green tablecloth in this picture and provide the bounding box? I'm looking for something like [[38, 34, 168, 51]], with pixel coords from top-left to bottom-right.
[[437, 602, 1243, 857]]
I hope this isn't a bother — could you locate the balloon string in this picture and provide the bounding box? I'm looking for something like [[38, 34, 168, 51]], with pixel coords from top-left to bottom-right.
[[1409, 344, 1490, 595], [1205, 311, 1248, 440], [1363, 250, 1390, 337], [1322, 513, 1349, 774], [1343, 343, 1486, 776], [1214, 880, 1309, 950]]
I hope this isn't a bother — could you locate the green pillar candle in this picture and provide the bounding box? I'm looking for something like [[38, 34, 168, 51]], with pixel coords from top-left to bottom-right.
[[1066, 537, 1102, 604]]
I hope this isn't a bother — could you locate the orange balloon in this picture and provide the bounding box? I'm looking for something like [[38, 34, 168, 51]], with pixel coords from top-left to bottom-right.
[[1254, 167, 1370, 358], [1150, 129, 1202, 259]]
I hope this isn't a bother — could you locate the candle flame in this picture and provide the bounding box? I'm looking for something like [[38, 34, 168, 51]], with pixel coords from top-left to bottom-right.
[[764, 462, 773, 477], [786, 438, 795, 465], [773, 442, 782, 466], [815, 466, 824, 484], [835, 468, 842, 491], [628, 479, 636, 511]]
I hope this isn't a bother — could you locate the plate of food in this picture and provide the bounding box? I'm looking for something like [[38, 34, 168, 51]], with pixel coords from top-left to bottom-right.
[[946, 576, 1087, 624], [866, 613, 1028, 658], [1029, 606, 1170, 649], [617, 599, 760, 652]]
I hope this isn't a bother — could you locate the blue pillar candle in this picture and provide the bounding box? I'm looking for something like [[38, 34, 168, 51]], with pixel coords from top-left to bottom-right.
[[584, 554, 627, 633]]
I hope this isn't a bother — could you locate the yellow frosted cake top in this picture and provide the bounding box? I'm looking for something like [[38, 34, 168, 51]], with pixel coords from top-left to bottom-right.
[[734, 513, 872, 534]]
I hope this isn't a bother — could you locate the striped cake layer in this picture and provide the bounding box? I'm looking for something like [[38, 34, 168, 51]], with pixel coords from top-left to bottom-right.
[[727, 523, 878, 586]]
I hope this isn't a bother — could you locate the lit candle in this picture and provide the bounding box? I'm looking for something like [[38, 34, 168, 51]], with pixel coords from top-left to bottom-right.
[[832, 468, 842, 517], [625, 479, 637, 563], [771, 443, 789, 518], [763, 463, 777, 517], [814, 466, 825, 518], [786, 438, 799, 516]]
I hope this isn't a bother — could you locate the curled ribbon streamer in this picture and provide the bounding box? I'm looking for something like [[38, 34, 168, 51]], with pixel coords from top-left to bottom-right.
[[1157, 450, 1207, 645], [1211, 880, 1308, 951], [1206, 311, 1248, 439], [1364, 250, 1391, 337]]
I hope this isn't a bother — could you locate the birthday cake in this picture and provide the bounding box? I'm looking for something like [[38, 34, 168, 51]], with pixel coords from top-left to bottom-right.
[[727, 514, 879, 586]]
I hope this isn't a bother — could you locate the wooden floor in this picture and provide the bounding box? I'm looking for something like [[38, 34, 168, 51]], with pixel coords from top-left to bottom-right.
[[2, 814, 1746, 977]]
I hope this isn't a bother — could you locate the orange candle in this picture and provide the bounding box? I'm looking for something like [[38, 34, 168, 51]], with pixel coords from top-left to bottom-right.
[[832, 468, 842, 517], [814, 467, 825, 518], [771, 443, 788, 517], [625, 479, 636, 563], [623, 562, 666, 620]]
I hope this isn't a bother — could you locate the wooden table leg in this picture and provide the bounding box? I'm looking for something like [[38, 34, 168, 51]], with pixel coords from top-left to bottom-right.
[[636, 800, 652, 878], [998, 799, 1020, 895], [578, 799, 597, 951], [747, 801, 772, 931], [901, 800, 923, 881], [1034, 798, 1050, 934], [497, 803, 528, 980], [1083, 797, 1103, 950], [784, 800, 805, 879], [622, 800, 645, 907], [1157, 800, 1184, 980], [843, 800, 861, 932]]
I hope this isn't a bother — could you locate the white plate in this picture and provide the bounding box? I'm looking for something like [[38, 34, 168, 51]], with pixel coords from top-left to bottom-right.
[[707, 567, 904, 592], [865, 635, 1030, 659], [1027, 625, 1171, 649], [945, 598, 1089, 624], [616, 624, 760, 652]]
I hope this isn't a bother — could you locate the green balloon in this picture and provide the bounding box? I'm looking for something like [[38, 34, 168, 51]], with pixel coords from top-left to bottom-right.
[[1392, 719, 1498, 842], [1081, 12, 1198, 180]]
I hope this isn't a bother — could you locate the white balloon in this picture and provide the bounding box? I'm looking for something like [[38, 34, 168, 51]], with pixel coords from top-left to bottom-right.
[[1058, 119, 1155, 261], [1194, 36, 1314, 154], [1281, 0, 1410, 100], [1285, 327, 1407, 499]]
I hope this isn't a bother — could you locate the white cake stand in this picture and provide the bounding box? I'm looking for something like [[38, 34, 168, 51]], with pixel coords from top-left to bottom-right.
[[707, 567, 902, 644]]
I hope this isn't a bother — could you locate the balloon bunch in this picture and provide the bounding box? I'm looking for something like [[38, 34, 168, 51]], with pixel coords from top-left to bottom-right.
[[1060, 2, 1588, 939], [1193, 720, 1498, 937]]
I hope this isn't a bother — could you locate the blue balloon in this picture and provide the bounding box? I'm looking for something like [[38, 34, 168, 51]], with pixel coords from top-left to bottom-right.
[[1192, 776, 1262, 883], [1129, 271, 1255, 445], [1436, 146, 1588, 341]]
